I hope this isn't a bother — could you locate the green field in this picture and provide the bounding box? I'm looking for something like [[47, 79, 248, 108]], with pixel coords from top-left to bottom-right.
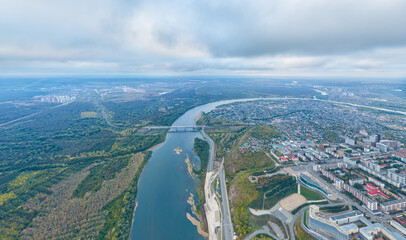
[[300, 186, 324, 201], [320, 205, 349, 213]]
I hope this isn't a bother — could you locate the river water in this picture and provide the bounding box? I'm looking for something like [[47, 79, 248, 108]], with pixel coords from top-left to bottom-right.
[[129, 99, 268, 240]]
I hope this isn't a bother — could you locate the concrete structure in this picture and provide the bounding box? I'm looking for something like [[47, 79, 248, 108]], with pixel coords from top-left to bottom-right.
[[380, 198, 406, 212], [394, 150, 406, 162], [369, 134, 381, 144], [307, 205, 405, 240], [377, 142, 389, 152], [364, 182, 389, 199], [368, 176, 385, 188], [380, 140, 401, 150], [345, 137, 355, 146], [339, 223, 358, 235], [360, 223, 406, 240], [358, 159, 405, 188], [343, 184, 378, 211], [308, 205, 348, 240], [387, 169, 406, 185], [299, 173, 330, 196], [390, 220, 406, 236], [344, 156, 357, 166], [330, 211, 362, 225], [349, 177, 365, 186], [318, 166, 379, 211]]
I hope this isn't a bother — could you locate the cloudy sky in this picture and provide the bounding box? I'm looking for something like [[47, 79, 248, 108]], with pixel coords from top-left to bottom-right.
[[1, 0, 406, 77]]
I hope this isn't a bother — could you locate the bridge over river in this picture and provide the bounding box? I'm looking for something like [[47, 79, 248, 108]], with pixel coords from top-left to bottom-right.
[[144, 125, 250, 132]]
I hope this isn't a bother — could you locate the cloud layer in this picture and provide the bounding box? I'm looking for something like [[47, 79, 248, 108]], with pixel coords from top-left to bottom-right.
[[1, 0, 406, 76]]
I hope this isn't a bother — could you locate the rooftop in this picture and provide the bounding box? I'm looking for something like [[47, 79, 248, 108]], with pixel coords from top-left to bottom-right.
[[381, 198, 406, 206], [330, 210, 362, 221], [340, 223, 358, 232]]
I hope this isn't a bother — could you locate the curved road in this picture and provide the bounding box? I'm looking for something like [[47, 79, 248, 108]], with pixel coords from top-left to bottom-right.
[[244, 225, 280, 240]]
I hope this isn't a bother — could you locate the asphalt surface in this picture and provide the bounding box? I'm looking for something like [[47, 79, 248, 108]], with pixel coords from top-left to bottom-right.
[[202, 128, 234, 240], [201, 129, 215, 172], [219, 165, 234, 240], [244, 225, 279, 240]]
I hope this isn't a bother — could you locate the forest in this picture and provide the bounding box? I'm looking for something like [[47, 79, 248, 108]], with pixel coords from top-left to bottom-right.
[[0, 87, 234, 239]]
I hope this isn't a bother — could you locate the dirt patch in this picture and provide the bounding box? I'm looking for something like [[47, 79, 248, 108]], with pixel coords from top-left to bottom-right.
[[279, 193, 306, 211], [185, 155, 195, 177]]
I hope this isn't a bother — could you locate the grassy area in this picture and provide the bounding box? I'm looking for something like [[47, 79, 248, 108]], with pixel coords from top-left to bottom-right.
[[250, 174, 297, 209], [303, 209, 308, 228], [291, 201, 328, 215], [193, 137, 210, 231], [81, 111, 98, 118], [253, 233, 276, 240], [207, 126, 277, 179], [249, 125, 280, 140], [300, 186, 324, 201], [320, 205, 349, 214], [249, 213, 269, 231]]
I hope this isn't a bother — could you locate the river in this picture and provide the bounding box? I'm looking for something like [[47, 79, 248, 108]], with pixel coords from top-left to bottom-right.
[[129, 99, 259, 240]]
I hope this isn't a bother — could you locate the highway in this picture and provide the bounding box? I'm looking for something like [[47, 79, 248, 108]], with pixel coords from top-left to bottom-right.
[[219, 165, 234, 240], [202, 128, 234, 240], [0, 101, 72, 127], [201, 129, 216, 171], [99, 104, 118, 128]]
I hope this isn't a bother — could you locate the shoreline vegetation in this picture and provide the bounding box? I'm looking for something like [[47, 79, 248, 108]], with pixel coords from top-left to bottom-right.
[[186, 192, 209, 237], [187, 212, 209, 238], [185, 155, 195, 178], [192, 137, 211, 234]]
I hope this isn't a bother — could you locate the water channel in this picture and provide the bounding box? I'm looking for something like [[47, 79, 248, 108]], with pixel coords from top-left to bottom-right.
[[129, 99, 258, 239]]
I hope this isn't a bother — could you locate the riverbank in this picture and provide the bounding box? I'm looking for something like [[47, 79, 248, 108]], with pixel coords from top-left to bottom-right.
[[187, 212, 209, 238], [186, 191, 208, 237], [185, 155, 195, 178]]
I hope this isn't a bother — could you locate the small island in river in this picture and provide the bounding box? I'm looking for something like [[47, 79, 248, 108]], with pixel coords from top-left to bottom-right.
[[174, 147, 183, 154]]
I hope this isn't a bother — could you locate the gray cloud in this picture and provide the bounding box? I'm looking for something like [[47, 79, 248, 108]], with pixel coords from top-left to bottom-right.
[[0, 0, 405, 76]]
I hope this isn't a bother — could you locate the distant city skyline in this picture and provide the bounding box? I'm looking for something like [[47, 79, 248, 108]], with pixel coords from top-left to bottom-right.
[[1, 0, 406, 77]]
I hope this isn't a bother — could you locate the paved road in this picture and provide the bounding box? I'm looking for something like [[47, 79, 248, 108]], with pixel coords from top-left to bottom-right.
[[244, 225, 280, 240], [219, 165, 234, 240], [202, 128, 234, 240], [99, 104, 118, 128], [201, 129, 216, 171], [0, 101, 71, 127], [265, 152, 280, 167]]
